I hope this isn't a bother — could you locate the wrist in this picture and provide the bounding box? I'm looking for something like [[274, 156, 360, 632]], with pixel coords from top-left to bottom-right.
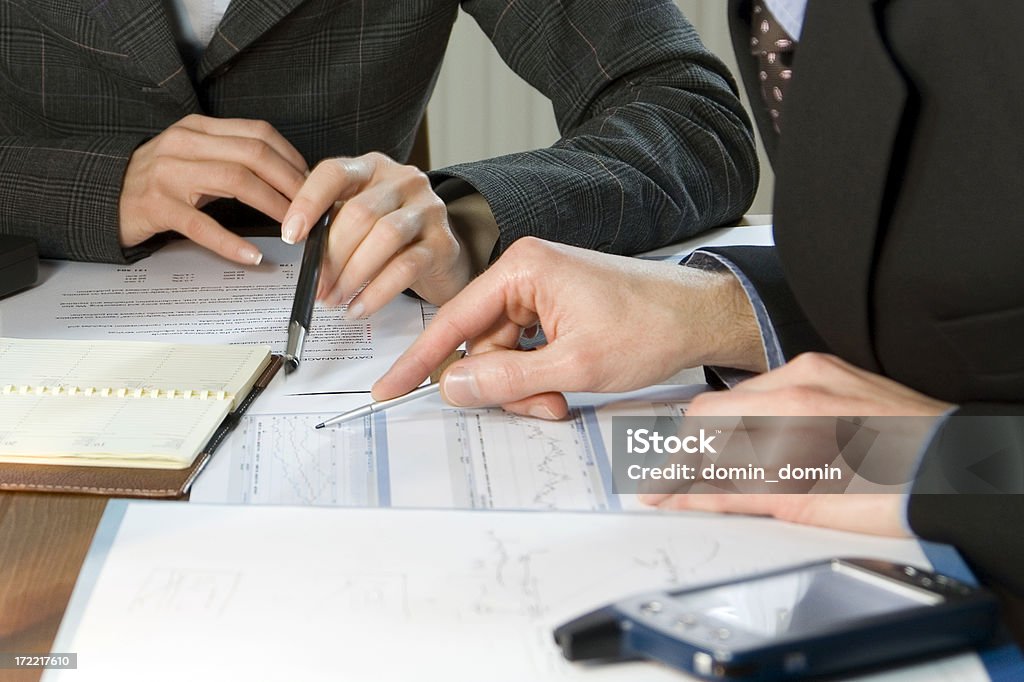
[[675, 266, 767, 373], [445, 192, 499, 278]]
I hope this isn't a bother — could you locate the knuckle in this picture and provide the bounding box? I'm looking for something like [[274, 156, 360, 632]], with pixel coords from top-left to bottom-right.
[[375, 213, 409, 247], [507, 236, 547, 260], [778, 385, 817, 409], [218, 163, 248, 187], [423, 194, 446, 216], [148, 155, 174, 179], [248, 119, 275, 138], [180, 214, 210, 240], [363, 151, 390, 166], [410, 200, 446, 232], [342, 199, 376, 226], [391, 250, 427, 283], [416, 196, 447, 227], [492, 360, 528, 397], [158, 127, 189, 152], [503, 236, 552, 272], [789, 352, 836, 375], [243, 138, 271, 163], [315, 157, 349, 183], [397, 165, 430, 190]]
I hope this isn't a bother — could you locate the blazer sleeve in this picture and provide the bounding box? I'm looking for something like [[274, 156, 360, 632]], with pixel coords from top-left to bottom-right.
[[434, 0, 759, 257], [707, 244, 1024, 597], [0, 135, 157, 263], [908, 412, 1024, 597]]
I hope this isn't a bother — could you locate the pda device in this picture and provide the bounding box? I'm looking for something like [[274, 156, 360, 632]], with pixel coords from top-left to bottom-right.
[[554, 557, 998, 680]]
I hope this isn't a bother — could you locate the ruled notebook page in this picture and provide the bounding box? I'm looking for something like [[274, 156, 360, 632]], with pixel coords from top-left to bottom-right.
[[0, 393, 229, 468], [0, 338, 271, 468]]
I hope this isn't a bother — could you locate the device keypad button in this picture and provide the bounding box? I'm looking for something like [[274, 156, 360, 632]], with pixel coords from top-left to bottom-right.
[[673, 614, 698, 630]]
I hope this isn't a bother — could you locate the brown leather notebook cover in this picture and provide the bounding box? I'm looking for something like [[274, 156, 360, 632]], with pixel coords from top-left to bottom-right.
[[0, 355, 283, 499]]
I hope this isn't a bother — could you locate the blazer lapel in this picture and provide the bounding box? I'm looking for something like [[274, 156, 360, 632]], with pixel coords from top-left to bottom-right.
[[772, 0, 908, 372], [196, 0, 309, 82], [80, 0, 198, 114]]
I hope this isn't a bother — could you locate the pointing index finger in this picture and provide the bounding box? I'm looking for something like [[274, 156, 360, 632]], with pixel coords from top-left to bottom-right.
[[372, 266, 519, 399]]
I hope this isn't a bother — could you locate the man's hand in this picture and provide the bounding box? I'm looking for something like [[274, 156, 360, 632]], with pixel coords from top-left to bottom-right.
[[280, 153, 474, 317], [652, 493, 911, 537], [373, 237, 766, 419], [119, 114, 308, 264], [640, 353, 953, 536], [682, 352, 954, 418]]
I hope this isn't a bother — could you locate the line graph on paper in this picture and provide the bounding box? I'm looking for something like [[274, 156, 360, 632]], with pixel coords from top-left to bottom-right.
[[441, 407, 615, 511], [398, 526, 721, 627], [224, 413, 383, 506]]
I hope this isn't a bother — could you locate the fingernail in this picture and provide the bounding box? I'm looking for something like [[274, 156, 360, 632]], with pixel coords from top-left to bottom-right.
[[281, 214, 305, 244], [241, 247, 263, 265], [638, 493, 658, 506], [527, 405, 558, 420], [442, 368, 481, 406], [345, 301, 365, 319]]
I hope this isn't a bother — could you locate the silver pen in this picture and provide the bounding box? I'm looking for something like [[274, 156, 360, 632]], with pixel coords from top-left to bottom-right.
[[314, 383, 441, 429]]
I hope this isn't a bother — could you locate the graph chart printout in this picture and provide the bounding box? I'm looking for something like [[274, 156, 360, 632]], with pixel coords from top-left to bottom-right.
[[192, 398, 686, 511]]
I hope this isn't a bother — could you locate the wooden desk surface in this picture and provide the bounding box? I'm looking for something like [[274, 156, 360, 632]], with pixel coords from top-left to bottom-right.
[[0, 493, 106, 682]]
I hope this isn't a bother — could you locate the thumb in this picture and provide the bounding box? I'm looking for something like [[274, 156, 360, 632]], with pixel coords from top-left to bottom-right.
[[439, 346, 576, 408]]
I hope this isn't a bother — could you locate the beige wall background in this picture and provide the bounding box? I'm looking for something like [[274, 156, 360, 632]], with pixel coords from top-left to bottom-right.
[[426, 0, 774, 215]]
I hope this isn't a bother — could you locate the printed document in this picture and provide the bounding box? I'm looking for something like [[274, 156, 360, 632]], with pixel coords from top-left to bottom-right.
[[0, 237, 425, 393]]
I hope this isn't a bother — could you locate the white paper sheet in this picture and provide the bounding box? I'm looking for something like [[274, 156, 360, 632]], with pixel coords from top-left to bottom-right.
[[0, 237, 427, 393], [46, 502, 988, 682], [637, 223, 774, 261]]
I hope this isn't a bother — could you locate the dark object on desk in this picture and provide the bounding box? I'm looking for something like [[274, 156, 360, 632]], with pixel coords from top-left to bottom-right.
[[0, 355, 283, 499], [555, 557, 1000, 680], [0, 235, 38, 299], [284, 210, 331, 373]]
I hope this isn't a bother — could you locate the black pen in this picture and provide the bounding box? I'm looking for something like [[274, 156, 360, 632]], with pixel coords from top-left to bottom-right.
[[284, 210, 331, 373]]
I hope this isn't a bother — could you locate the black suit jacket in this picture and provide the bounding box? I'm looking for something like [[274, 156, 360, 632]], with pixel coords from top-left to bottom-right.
[[721, 0, 1024, 598]]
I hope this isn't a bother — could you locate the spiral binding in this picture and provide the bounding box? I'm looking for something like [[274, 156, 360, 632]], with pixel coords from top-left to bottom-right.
[[1, 385, 231, 401]]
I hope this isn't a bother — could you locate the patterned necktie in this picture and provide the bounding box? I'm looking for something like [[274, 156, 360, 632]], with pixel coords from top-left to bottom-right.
[[750, 1, 797, 134]]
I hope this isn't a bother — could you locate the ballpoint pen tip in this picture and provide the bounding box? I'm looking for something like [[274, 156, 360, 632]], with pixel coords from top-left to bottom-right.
[[314, 422, 325, 429]]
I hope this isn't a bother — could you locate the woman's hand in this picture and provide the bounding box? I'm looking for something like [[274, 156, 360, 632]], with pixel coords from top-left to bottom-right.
[[280, 152, 474, 317], [120, 114, 308, 264]]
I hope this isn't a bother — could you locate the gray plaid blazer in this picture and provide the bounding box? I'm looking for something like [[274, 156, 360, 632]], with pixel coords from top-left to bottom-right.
[[0, 0, 757, 262]]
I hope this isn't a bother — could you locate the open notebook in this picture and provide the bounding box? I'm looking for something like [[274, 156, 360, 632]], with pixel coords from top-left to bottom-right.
[[0, 338, 279, 497]]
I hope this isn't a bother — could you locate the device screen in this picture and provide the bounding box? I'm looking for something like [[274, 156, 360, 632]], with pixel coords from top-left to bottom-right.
[[675, 562, 943, 640]]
